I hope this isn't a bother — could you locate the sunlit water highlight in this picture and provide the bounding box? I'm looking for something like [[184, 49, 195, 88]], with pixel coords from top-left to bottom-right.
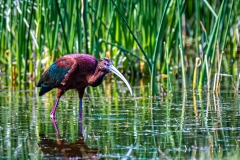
[[0, 79, 240, 159]]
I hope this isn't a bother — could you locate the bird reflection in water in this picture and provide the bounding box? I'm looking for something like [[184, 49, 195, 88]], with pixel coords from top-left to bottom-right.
[[38, 118, 99, 159]]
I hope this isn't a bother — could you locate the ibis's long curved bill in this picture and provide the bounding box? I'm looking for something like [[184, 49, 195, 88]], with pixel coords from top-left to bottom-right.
[[109, 65, 133, 95]]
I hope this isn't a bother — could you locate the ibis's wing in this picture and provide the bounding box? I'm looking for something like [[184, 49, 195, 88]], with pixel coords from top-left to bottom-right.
[[37, 56, 78, 95]]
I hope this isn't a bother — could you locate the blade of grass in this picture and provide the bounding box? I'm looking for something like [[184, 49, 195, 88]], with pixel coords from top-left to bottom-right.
[[195, 0, 200, 56], [55, 0, 70, 54], [24, 0, 35, 82], [82, 0, 89, 54], [177, 0, 186, 90], [151, 0, 171, 95], [198, 0, 225, 90], [221, 0, 234, 51], [110, 0, 151, 71], [203, 0, 218, 18], [76, 0, 82, 53], [101, 40, 146, 62]]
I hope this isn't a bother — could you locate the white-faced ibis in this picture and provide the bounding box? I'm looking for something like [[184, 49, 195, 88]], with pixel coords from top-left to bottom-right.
[[37, 53, 132, 118]]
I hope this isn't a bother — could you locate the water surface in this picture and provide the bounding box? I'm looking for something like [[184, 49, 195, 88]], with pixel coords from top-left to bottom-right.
[[0, 78, 240, 159]]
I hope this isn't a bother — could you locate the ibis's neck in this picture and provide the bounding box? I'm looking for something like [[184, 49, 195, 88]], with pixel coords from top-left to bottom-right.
[[88, 70, 107, 87]]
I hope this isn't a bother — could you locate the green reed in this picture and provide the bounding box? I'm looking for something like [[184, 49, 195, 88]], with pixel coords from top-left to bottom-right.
[[0, 0, 239, 94], [199, 0, 222, 89]]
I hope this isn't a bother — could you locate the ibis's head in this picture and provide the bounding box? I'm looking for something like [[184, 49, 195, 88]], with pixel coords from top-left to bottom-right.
[[98, 58, 133, 95]]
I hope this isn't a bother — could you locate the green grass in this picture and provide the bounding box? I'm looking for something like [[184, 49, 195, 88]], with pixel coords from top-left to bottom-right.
[[0, 0, 239, 94]]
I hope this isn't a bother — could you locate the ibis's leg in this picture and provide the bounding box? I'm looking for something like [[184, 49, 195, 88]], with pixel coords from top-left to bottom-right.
[[78, 88, 85, 134], [50, 117, 59, 135], [79, 99, 83, 119], [50, 98, 60, 118], [78, 88, 85, 120], [79, 99, 83, 133], [50, 89, 65, 118]]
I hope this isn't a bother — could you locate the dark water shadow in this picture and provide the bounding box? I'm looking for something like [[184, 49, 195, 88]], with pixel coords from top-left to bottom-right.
[[38, 118, 99, 159]]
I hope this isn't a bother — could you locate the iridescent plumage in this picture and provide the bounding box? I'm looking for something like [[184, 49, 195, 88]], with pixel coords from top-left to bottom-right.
[[37, 53, 132, 118]]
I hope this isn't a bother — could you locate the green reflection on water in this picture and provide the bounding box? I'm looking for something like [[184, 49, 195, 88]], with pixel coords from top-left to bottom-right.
[[0, 79, 240, 159]]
